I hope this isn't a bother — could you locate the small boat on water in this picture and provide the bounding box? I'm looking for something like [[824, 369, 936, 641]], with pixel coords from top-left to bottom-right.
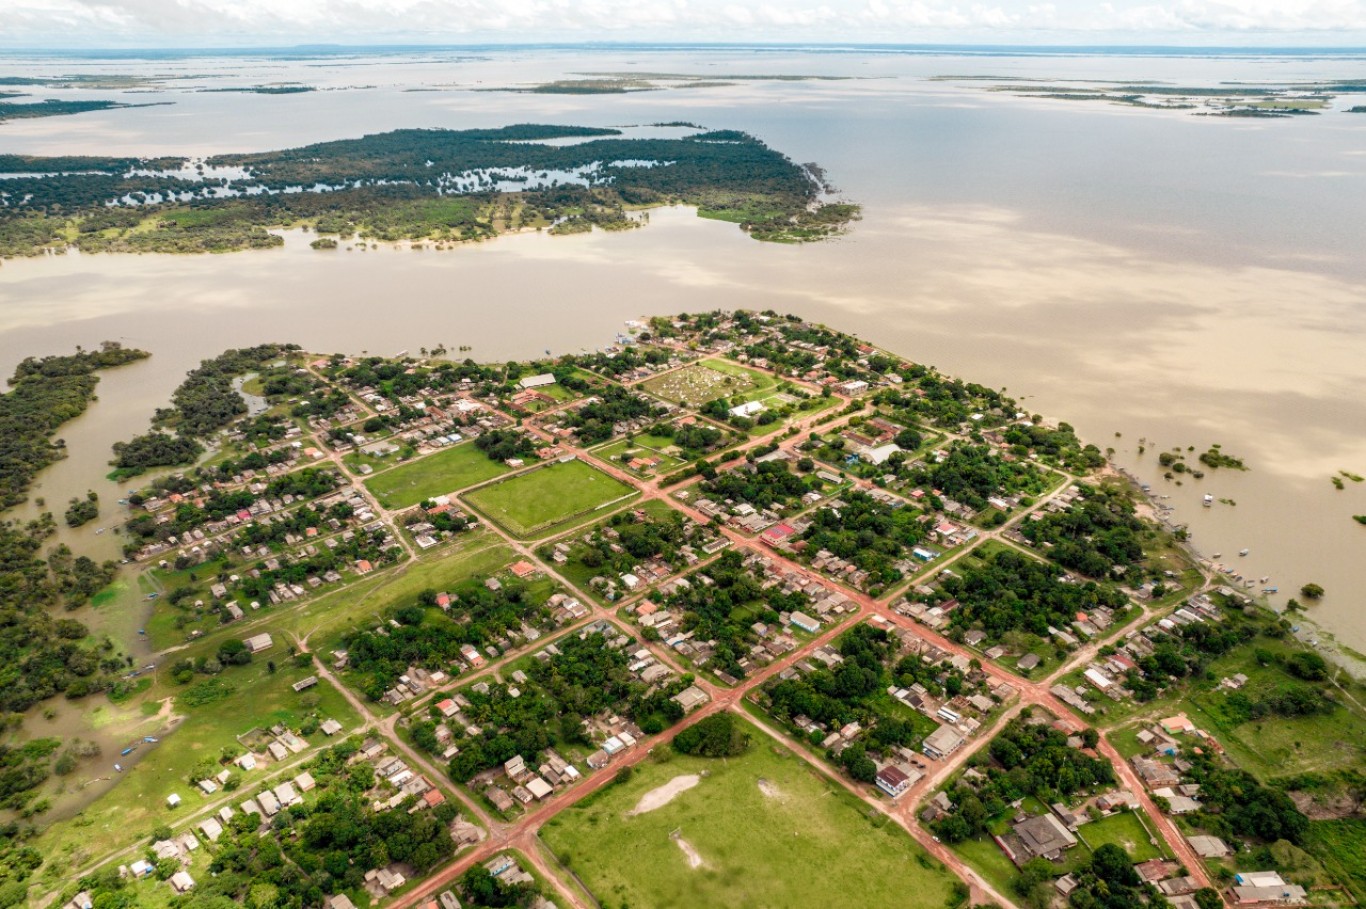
[[1203, 494, 1213, 505], [1263, 587, 1278, 594], [94, 528, 105, 534], [1212, 553, 1222, 559], [114, 764, 123, 772], [1239, 548, 1250, 556], [120, 746, 136, 756], [144, 736, 158, 743]]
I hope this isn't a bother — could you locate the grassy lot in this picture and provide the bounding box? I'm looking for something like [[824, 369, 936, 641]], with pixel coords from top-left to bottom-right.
[[541, 728, 961, 909], [365, 442, 511, 509], [1077, 811, 1169, 862], [32, 659, 363, 889], [954, 836, 1021, 898], [464, 459, 637, 539], [1305, 819, 1366, 903], [1096, 635, 1366, 780], [291, 533, 516, 645]]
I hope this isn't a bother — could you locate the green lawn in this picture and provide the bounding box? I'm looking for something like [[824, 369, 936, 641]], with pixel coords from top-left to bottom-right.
[[463, 459, 637, 539], [1077, 811, 1169, 862], [364, 442, 510, 509], [541, 724, 961, 909], [955, 836, 1021, 898]]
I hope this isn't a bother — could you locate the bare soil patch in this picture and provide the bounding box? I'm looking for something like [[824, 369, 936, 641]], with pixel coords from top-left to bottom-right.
[[673, 833, 705, 869], [627, 773, 701, 816], [756, 777, 783, 799]]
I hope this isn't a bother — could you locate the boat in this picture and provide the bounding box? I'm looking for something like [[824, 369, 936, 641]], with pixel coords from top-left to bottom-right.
[[120, 746, 136, 756], [144, 736, 158, 743], [1202, 494, 1213, 506], [94, 528, 105, 534], [1263, 587, 1278, 593], [1212, 553, 1222, 559], [1239, 548, 1250, 556], [114, 764, 123, 772]]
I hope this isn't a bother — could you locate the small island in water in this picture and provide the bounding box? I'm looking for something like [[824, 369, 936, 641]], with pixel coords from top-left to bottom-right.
[[0, 124, 859, 256]]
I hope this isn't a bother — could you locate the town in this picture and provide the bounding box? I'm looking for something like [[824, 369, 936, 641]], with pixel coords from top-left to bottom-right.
[[33, 311, 1366, 909]]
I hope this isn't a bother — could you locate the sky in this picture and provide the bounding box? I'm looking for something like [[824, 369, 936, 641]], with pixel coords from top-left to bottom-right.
[[4, 0, 1366, 49]]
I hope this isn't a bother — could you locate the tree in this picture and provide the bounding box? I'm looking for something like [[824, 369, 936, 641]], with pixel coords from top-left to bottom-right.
[[216, 638, 252, 666], [672, 713, 751, 758], [1300, 583, 1324, 600], [1089, 843, 1139, 888], [1285, 651, 1328, 682], [1195, 889, 1224, 909]]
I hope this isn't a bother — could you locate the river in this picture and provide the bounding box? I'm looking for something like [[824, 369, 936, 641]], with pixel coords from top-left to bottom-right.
[[1, 45, 1364, 656]]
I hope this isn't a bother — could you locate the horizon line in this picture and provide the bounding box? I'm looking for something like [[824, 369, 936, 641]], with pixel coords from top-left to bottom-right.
[[4, 41, 1366, 55]]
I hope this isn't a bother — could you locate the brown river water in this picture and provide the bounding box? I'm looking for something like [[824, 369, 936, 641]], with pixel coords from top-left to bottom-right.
[[1, 46, 1364, 666]]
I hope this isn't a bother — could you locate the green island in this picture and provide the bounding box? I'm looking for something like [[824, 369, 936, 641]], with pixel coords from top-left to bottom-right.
[[0, 99, 155, 122], [0, 343, 150, 509], [0, 124, 859, 256], [0, 311, 1363, 909], [494, 72, 851, 94], [200, 85, 317, 95]]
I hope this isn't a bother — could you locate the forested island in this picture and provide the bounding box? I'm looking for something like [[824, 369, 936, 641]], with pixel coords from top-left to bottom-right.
[[0, 99, 138, 123], [0, 344, 149, 509], [0, 124, 858, 256]]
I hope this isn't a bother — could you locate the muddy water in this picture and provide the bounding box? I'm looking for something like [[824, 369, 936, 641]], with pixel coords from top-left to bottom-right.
[[0, 46, 1363, 660]]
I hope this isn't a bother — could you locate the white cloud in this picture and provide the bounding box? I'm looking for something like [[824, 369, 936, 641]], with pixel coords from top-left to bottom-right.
[[3, 0, 1366, 45]]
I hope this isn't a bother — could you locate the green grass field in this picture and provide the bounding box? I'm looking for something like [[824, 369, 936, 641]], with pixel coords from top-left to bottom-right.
[[541, 725, 961, 909], [464, 459, 637, 539], [364, 442, 510, 509], [1306, 819, 1366, 903], [954, 836, 1021, 897], [1077, 811, 1169, 862]]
